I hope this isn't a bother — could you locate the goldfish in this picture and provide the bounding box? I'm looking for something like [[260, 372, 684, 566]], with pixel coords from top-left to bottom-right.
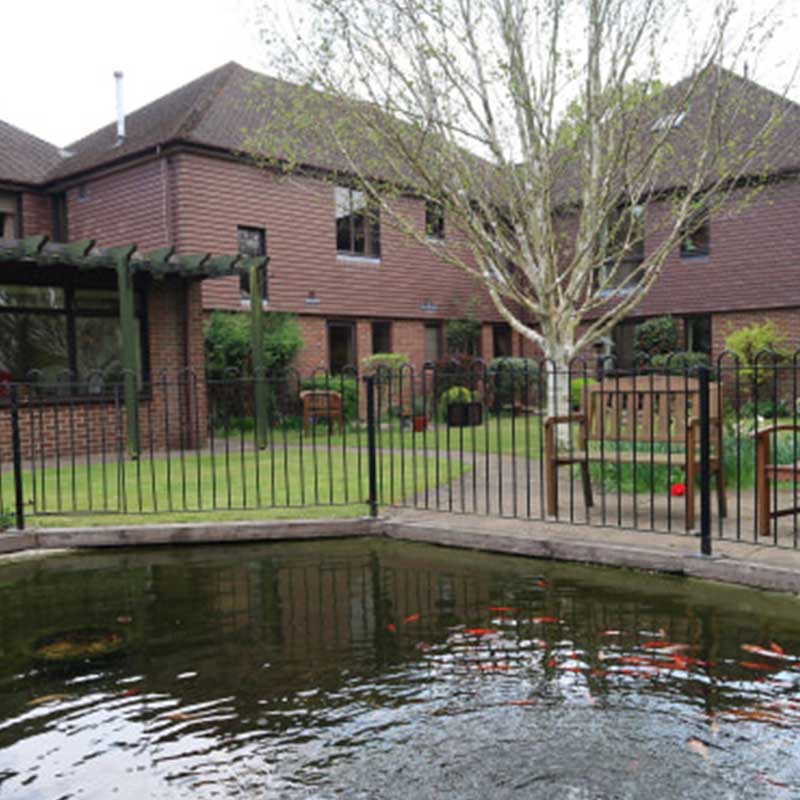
[[463, 628, 497, 636], [403, 613, 420, 624], [531, 616, 562, 624]]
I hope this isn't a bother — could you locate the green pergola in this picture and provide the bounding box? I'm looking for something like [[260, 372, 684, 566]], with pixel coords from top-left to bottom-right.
[[0, 235, 270, 453]]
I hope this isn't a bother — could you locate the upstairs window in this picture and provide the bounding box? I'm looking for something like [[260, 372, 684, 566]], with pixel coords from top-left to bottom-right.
[[335, 187, 380, 258], [611, 204, 644, 262], [237, 226, 267, 303], [680, 202, 710, 258], [425, 200, 445, 240], [0, 194, 18, 239]]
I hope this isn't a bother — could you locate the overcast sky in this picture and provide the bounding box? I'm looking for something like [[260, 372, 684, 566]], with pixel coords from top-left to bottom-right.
[[1, 0, 266, 147], [2, 0, 798, 149]]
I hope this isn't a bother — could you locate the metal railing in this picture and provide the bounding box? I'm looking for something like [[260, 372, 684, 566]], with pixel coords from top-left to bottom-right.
[[3, 355, 800, 553]]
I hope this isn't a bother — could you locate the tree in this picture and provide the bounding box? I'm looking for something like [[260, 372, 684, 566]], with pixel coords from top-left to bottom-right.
[[252, 0, 797, 420]]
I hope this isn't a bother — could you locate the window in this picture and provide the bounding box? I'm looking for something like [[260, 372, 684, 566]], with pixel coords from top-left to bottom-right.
[[651, 110, 686, 132], [0, 194, 18, 239], [684, 315, 711, 354], [328, 321, 356, 374], [612, 320, 638, 371], [0, 280, 147, 388], [680, 203, 710, 258], [424, 323, 442, 363], [372, 321, 392, 354], [237, 226, 267, 303], [425, 200, 445, 239], [610, 204, 644, 263], [335, 187, 380, 258], [493, 323, 513, 358]]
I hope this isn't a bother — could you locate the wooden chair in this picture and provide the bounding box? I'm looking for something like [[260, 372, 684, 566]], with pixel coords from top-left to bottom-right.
[[753, 424, 800, 536], [544, 375, 727, 530], [300, 390, 344, 433]]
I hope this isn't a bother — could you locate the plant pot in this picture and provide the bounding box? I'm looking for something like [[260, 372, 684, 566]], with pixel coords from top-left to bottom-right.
[[447, 401, 482, 428], [413, 414, 428, 432]]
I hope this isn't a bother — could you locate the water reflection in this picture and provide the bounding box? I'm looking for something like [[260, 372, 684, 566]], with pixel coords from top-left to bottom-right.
[[0, 540, 799, 798]]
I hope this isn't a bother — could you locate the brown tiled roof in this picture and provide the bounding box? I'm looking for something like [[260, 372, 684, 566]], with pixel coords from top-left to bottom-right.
[[0, 120, 63, 185], [30, 60, 800, 191]]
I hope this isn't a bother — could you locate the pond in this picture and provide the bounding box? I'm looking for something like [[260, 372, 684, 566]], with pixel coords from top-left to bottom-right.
[[1, 539, 800, 799]]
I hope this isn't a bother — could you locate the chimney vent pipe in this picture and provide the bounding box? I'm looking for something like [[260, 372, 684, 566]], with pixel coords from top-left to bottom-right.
[[114, 70, 125, 143]]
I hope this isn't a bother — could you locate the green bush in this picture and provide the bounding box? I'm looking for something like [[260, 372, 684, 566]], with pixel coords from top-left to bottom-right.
[[301, 375, 360, 422], [360, 353, 410, 375], [437, 385, 477, 422], [488, 357, 540, 408], [0, 508, 13, 531], [204, 311, 303, 380], [570, 377, 598, 410], [740, 399, 791, 419], [634, 316, 678, 362], [650, 351, 710, 375], [724, 321, 790, 392], [445, 318, 482, 355]]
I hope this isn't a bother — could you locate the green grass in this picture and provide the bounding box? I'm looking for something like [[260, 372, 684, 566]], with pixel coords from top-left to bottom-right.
[[2, 446, 467, 528], [245, 412, 546, 458]]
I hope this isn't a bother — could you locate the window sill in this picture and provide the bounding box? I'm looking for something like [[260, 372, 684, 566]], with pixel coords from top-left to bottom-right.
[[336, 253, 381, 265], [599, 287, 641, 298], [426, 236, 446, 245], [240, 298, 269, 310], [680, 252, 710, 261]]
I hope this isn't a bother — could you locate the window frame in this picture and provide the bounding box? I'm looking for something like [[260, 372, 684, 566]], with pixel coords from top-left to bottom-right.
[[335, 186, 381, 259], [237, 226, 268, 304], [680, 202, 710, 259], [0, 269, 149, 392], [371, 320, 392, 354], [425, 200, 445, 240]]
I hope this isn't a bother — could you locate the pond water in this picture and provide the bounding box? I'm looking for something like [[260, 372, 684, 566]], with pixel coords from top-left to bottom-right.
[[1, 539, 800, 799]]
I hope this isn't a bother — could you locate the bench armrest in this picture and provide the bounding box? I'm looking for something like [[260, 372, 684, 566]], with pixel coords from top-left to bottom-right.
[[751, 424, 800, 440], [544, 414, 584, 428]]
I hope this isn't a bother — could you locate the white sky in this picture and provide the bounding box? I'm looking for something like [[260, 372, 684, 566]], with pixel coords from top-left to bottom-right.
[[2, 0, 798, 149]]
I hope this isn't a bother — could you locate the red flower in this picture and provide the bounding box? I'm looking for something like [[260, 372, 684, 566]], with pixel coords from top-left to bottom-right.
[[671, 483, 686, 497]]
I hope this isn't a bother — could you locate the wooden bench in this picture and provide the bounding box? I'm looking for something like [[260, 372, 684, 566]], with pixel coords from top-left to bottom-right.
[[544, 375, 727, 530], [300, 390, 344, 433], [754, 424, 800, 536]]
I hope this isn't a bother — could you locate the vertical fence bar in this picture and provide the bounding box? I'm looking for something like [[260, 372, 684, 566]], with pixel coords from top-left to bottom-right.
[[365, 375, 379, 517], [10, 385, 25, 530], [698, 365, 712, 556]]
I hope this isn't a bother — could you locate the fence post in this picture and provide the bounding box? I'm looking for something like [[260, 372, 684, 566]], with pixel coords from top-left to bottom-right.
[[365, 375, 379, 517], [9, 385, 25, 531], [698, 365, 712, 556]]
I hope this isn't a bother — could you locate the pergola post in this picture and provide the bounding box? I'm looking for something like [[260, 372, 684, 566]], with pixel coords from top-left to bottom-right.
[[249, 262, 269, 449], [111, 245, 140, 456]]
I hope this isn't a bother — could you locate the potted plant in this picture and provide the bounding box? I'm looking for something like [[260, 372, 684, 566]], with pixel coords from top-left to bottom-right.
[[440, 386, 482, 427], [412, 396, 429, 432]]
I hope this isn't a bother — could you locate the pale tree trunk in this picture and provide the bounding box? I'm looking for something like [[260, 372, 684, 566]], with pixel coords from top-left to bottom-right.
[[544, 348, 573, 446]]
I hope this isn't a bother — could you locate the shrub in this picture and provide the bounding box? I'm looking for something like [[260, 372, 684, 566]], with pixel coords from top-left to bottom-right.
[[204, 311, 303, 380], [0, 507, 13, 531], [301, 375, 359, 422], [739, 399, 791, 419], [649, 351, 710, 375], [437, 385, 477, 422], [433, 354, 483, 400], [488, 357, 540, 409], [445, 317, 482, 355], [570, 377, 598, 410], [634, 316, 677, 362], [724, 321, 790, 393], [360, 353, 410, 376]]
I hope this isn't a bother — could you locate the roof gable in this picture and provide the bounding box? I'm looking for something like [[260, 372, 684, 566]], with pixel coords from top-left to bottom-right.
[[0, 120, 63, 185]]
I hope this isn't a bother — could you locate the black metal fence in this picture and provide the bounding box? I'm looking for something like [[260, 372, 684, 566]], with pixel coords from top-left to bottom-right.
[[3, 355, 800, 552]]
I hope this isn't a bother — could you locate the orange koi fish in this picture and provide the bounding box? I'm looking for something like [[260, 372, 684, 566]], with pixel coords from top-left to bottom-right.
[[464, 628, 497, 636], [489, 606, 518, 613], [387, 623, 397, 633], [404, 613, 420, 624], [531, 616, 562, 624]]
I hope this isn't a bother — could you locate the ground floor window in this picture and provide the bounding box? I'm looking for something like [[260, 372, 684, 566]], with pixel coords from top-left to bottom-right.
[[0, 277, 147, 387], [372, 321, 392, 354], [328, 321, 356, 374], [424, 323, 443, 363], [612, 320, 638, 370], [493, 323, 512, 358], [684, 314, 712, 355]]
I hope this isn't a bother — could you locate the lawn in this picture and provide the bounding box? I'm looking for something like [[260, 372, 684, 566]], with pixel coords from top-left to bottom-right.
[[225, 412, 546, 458], [0, 446, 468, 528]]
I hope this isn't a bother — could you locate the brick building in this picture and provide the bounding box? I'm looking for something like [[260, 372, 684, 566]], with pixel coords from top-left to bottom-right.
[[3, 61, 800, 389]]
